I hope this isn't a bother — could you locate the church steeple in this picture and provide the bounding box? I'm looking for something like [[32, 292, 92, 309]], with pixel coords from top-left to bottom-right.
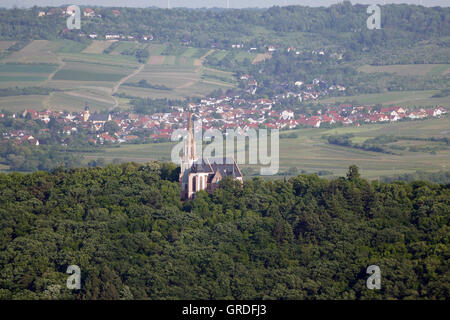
[[184, 112, 197, 161], [179, 111, 242, 200], [180, 112, 198, 200]]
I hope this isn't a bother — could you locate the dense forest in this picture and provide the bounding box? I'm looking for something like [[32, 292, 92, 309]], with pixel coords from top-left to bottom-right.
[[0, 163, 448, 300]]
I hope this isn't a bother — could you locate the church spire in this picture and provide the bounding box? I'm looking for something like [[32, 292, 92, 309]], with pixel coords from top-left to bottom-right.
[[185, 112, 197, 161]]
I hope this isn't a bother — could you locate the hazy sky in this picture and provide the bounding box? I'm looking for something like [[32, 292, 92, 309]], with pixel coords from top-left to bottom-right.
[[2, 0, 448, 8]]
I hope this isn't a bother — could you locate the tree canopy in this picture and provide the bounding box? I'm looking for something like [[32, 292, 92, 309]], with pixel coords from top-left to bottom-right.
[[0, 163, 448, 300]]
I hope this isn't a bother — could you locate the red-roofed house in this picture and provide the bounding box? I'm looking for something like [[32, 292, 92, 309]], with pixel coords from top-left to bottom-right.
[[17, 135, 39, 146], [101, 133, 117, 143], [125, 135, 139, 141], [408, 110, 427, 119], [84, 8, 95, 17], [263, 123, 279, 129], [307, 118, 321, 128], [22, 109, 38, 119], [431, 106, 447, 117], [435, 106, 447, 114], [321, 115, 335, 124]]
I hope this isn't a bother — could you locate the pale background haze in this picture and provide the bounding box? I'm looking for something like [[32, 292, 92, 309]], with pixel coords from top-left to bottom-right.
[[2, 1, 449, 8]]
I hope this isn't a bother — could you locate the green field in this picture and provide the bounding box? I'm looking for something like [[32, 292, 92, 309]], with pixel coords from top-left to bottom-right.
[[53, 40, 88, 54], [79, 117, 450, 181], [202, 67, 236, 84], [318, 90, 449, 108], [208, 50, 228, 61], [358, 64, 450, 77], [0, 63, 58, 73], [0, 63, 58, 84], [45, 91, 115, 112], [148, 43, 167, 55], [0, 41, 235, 111], [182, 47, 209, 58], [114, 44, 234, 99], [82, 40, 114, 54], [59, 52, 140, 67], [111, 41, 146, 55], [0, 75, 48, 82], [0, 95, 48, 112], [52, 69, 126, 82], [2, 40, 61, 64]]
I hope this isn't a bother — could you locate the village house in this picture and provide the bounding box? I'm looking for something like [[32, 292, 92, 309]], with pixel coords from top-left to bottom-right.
[[99, 133, 117, 144], [84, 8, 95, 17], [46, 8, 62, 16], [17, 135, 39, 146], [105, 34, 120, 40], [280, 110, 294, 120], [65, 6, 77, 16], [22, 109, 38, 119]]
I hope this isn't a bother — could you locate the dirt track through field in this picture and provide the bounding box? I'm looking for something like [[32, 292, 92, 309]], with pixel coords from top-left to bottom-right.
[[176, 81, 197, 89], [111, 63, 146, 108]]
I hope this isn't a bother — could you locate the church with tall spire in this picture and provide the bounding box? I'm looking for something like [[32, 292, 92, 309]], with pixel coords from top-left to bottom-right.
[[179, 113, 243, 200]]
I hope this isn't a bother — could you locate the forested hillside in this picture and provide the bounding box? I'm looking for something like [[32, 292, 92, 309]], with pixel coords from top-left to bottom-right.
[[0, 163, 448, 299], [1, 3, 449, 51]]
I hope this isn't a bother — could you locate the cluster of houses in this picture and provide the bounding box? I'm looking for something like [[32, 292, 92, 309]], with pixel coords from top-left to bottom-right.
[[240, 74, 345, 100], [86, 33, 153, 41], [38, 7, 154, 42], [292, 105, 447, 129], [183, 98, 446, 131], [3, 130, 40, 146], [38, 7, 113, 18], [1, 94, 446, 147]]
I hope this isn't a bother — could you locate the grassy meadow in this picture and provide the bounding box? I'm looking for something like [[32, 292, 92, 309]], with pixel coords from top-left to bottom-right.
[[357, 64, 450, 77], [317, 90, 448, 108], [79, 117, 450, 181]]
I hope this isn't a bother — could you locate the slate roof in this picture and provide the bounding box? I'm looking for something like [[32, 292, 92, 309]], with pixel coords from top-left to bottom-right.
[[90, 113, 110, 122], [191, 157, 242, 179]]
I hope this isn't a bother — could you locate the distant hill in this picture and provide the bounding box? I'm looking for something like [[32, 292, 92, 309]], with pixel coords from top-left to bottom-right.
[[0, 4, 448, 50], [2, 1, 450, 9]]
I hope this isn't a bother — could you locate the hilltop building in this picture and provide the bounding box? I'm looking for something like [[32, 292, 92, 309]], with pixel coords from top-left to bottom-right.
[[179, 113, 243, 200]]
